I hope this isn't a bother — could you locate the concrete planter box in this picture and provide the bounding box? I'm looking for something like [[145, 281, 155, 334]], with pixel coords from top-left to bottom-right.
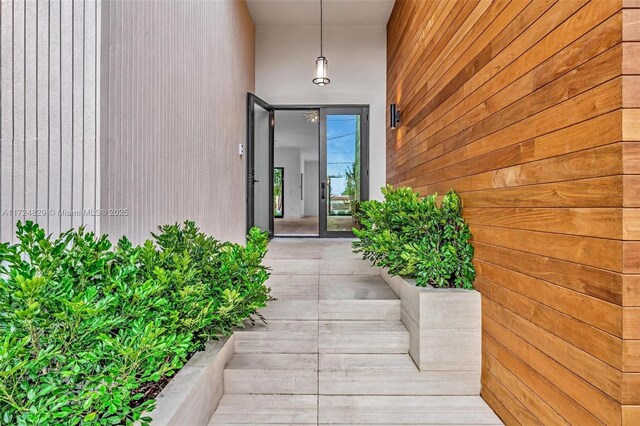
[[381, 269, 481, 391], [147, 335, 235, 425]]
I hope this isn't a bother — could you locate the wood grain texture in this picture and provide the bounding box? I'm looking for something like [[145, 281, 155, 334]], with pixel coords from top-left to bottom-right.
[[623, 406, 640, 426], [387, 0, 636, 423], [624, 8, 640, 41], [624, 110, 640, 140], [624, 76, 640, 107], [623, 43, 640, 74], [624, 275, 640, 306]]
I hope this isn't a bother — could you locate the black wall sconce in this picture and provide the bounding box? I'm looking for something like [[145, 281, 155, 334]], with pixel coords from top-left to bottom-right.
[[390, 103, 400, 129]]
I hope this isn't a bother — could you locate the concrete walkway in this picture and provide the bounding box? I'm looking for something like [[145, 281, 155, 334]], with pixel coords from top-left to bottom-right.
[[210, 238, 502, 425]]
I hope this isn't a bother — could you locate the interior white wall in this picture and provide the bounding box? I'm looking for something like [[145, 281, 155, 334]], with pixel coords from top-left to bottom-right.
[[274, 147, 302, 219], [256, 25, 386, 200], [304, 161, 319, 216]]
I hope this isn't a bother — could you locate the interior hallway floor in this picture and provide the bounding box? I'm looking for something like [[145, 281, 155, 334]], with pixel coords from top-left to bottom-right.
[[275, 216, 320, 235], [274, 216, 356, 236], [210, 238, 503, 425]]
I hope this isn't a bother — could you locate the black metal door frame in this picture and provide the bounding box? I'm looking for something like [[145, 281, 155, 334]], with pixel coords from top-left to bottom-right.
[[247, 100, 370, 238], [318, 106, 370, 238], [246, 93, 275, 236]]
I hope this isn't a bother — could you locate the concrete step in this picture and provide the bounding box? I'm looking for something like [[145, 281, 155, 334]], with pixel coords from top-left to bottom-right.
[[319, 275, 398, 300], [210, 394, 317, 424], [317, 353, 478, 395], [319, 353, 417, 371], [224, 354, 318, 395], [319, 321, 409, 353], [319, 370, 481, 395], [259, 300, 319, 321], [265, 258, 379, 275], [234, 321, 318, 354], [266, 274, 319, 300], [319, 299, 401, 320], [318, 395, 503, 424], [264, 243, 361, 260]]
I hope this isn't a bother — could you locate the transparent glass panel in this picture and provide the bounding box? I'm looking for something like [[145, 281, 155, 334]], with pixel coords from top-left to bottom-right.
[[274, 110, 319, 236], [274, 167, 284, 218], [326, 114, 360, 232], [253, 104, 270, 232]]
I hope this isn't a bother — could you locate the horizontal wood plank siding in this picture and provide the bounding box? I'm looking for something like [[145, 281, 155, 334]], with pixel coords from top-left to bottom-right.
[[387, 0, 638, 423], [623, 0, 640, 422]]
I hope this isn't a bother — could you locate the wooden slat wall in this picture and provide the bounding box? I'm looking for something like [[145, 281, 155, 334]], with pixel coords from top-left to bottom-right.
[[623, 1, 640, 423], [0, 0, 101, 242], [386, 1, 639, 424]]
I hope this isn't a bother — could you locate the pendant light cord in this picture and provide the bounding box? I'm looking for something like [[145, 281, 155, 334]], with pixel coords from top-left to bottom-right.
[[320, 0, 323, 57]]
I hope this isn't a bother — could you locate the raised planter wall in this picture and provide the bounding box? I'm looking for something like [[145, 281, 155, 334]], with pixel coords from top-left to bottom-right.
[[147, 335, 235, 425], [381, 269, 481, 392]]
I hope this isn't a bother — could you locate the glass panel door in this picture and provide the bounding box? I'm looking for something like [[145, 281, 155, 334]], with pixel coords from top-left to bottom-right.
[[319, 107, 369, 237], [247, 94, 274, 235], [274, 167, 284, 218]]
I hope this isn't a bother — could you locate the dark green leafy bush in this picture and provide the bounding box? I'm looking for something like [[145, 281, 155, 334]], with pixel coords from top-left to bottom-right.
[[353, 185, 475, 289], [0, 221, 270, 425]]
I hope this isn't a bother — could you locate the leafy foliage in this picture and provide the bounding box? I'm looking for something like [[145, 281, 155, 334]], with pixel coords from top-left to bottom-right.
[[0, 221, 270, 425], [353, 186, 475, 289]]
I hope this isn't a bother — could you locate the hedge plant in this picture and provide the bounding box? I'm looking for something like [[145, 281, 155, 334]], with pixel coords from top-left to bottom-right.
[[353, 185, 475, 289], [0, 221, 270, 425]]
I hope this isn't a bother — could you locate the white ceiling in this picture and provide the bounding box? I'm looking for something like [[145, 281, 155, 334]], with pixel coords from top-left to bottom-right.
[[274, 110, 318, 152], [246, 0, 395, 26]]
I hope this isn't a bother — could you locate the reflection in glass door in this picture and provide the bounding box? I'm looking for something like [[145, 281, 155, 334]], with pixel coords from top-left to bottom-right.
[[319, 107, 369, 237], [274, 167, 284, 218]]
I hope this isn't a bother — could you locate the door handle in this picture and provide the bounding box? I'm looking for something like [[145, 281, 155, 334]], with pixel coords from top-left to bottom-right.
[[252, 179, 260, 183], [321, 182, 326, 200]]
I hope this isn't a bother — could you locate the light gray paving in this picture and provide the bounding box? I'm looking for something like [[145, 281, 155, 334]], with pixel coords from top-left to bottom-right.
[[233, 321, 318, 354], [210, 238, 502, 425], [258, 300, 319, 320], [211, 395, 317, 424], [319, 299, 400, 320], [319, 320, 409, 354], [319, 395, 503, 424], [225, 354, 318, 395]]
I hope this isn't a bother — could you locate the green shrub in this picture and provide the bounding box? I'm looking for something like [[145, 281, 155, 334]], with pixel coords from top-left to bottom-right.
[[353, 185, 475, 289], [0, 221, 270, 425]]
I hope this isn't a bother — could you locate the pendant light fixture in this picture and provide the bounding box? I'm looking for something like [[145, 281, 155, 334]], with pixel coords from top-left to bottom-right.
[[304, 110, 319, 123], [313, 0, 330, 86]]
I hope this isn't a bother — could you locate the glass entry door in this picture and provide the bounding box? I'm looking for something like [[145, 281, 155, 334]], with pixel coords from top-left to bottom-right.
[[247, 94, 274, 235], [319, 107, 369, 237], [273, 167, 284, 218]]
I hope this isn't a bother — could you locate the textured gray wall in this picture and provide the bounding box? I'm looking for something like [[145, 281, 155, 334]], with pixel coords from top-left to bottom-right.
[[0, 0, 101, 242], [99, 0, 255, 244], [1, 0, 256, 244]]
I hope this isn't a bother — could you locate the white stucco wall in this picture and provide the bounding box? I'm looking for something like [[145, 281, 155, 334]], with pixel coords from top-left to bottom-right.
[[255, 25, 386, 200], [274, 147, 302, 219], [303, 160, 319, 216]]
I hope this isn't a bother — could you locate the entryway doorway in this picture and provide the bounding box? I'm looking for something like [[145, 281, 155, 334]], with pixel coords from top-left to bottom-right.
[[246, 93, 369, 237]]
